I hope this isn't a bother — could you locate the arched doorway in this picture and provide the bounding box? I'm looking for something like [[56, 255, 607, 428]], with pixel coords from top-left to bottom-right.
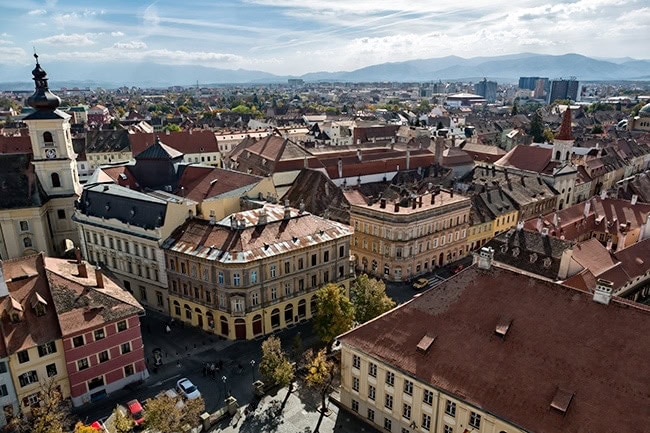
[[206, 311, 215, 330], [297, 299, 306, 319], [271, 308, 280, 329], [310, 295, 317, 317], [194, 308, 203, 328], [438, 252, 444, 266], [284, 304, 294, 325], [220, 316, 229, 337], [361, 257, 368, 272], [252, 314, 262, 336], [235, 319, 246, 340]]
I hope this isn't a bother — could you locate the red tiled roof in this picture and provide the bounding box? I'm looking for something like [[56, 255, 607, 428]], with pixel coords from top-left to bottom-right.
[[495, 145, 553, 173], [339, 263, 650, 433], [177, 166, 263, 202], [0, 135, 31, 154], [129, 131, 218, 155], [569, 238, 616, 274], [556, 107, 573, 141]]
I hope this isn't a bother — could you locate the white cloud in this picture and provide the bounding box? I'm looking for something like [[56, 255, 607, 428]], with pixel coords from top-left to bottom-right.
[[112, 41, 147, 50], [111, 31, 125, 37], [32, 33, 96, 46], [0, 46, 27, 65], [0, 39, 12, 45], [28, 9, 47, 16], [55, 47, 244, 66]]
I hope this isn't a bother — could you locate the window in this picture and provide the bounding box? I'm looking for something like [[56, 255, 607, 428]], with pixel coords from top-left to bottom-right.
[[38, 341, 57, 357], [98, 350, 109, 363], [271, 287, 277, 300], [51, 173, 61, 188], [367, 408, 375, 422], [88, 376, 105, 390], [339, 245, 345, 258], [422, 414, 431, 431], [445, 400, 456, 417], [352, 377, 359, 392], [233, 273, 241, 286], [369, 362, 377, 377], [18, 371, 38, 387], [311, 254, 317, 266], [94, 328, 105, 341], [43, 131, 53, 145], [351, 399, 359, 413], [23, 237, 32, 248], [284, 262, 290, 274], [385, 371, 395, 386], [0, 384, 7, 397], [402, 403, 411, 420], [250, 271, 257, 284], [284, 282, 291, 296], [120, 342, 131, 354], [19, 221, 29, 232], [298, 258, 304, 270], [72, 336, 84, 348], [423, 389, 433, 405], [46, 363, 57, 377], [384, 394, 393, 409], [117, 320, 127, 332], [368, 385, 376, 401], [124, 364, 135, 376], [270, 265, 276, 278], [443, 426, 453, 433], [0, 362, 6, 373], [57, 209, 66, 219], [469, 412, 481, 429], [17, 350, 30, 363], [77, 358, 89, 371], [26, 392, 40, 406], [323, 251, 329, 262], [251, 292, 259, 306], [383, 418, 392, 431], [403, 380, 413, 396], [140, 286, 147, 301], [352, 354, 361, 369]]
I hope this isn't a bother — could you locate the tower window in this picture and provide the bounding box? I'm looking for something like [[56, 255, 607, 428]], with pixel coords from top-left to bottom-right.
[[43, 132, 53, 146], [23, 237, 33, 248], [51, 173, 61, 188]]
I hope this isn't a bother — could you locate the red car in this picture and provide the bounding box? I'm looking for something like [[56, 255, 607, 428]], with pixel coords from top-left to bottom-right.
[[127, 399, 145, 426]]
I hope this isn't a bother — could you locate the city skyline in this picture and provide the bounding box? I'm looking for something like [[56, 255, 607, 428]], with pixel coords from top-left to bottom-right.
[[0, 0, 648, 76]]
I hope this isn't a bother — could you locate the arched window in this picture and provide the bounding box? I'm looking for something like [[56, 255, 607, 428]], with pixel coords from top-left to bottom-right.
[[43, 132, 53, 145], [51, 173, 61, 188], [555, 150, 561, 161]]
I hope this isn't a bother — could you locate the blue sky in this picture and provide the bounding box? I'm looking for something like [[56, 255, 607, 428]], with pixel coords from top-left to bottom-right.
[[0, 0, 648, 75]]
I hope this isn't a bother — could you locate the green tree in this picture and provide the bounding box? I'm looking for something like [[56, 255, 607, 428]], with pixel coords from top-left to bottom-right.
[[511, 101, 519, 115], [591, 125, 604, 134], [163, 123, 182, 132], [144, 393, 205, 432], [351, 274, 396, 324], [303, 349, 337, 414], [178, 105, 190, 114], [529, 110, 545, 143], [543, 128, 555, 143], [313, 283, 355, 350], [112, 407, 133, 433], [8, 380, 69, 433], [259, 335, 295, 388], [72, 423, 98, 433]]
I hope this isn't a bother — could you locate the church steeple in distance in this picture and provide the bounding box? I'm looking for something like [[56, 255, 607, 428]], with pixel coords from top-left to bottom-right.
[[27, 53, 61, 111]]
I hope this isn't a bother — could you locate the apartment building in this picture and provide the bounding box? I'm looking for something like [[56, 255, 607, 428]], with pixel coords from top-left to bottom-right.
[[162, 203, 352, 340], [345, 188, 471, 282], [338, 249, 650, 433]]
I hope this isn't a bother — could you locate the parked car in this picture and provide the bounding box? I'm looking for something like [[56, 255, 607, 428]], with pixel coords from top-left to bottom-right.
[[412, 277, 429, 290], [127, 399, 145, 426], [176, 378, 201, 400]]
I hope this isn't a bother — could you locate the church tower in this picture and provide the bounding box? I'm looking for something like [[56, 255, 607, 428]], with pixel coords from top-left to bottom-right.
[[552, 107, 574, 163], [22, 54, 81, 254], [23, 54, 82, 197]]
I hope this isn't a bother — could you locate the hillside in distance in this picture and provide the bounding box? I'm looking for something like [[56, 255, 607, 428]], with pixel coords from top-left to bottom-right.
[[1, 53, 648, 89]]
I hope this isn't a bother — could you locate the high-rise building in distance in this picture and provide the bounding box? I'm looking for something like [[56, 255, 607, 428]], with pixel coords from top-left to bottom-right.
[[548, 79, 580, 103], [474, 78, 497, 103]]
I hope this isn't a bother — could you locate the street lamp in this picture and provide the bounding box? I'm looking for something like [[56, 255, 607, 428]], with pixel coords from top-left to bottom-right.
[[250, 360, 256, 381], [221, 375, 228, 398]]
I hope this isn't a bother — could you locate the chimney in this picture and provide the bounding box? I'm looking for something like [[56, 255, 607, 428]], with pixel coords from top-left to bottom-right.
[[450, 190, 453, 198], [356, 149, 362, 162], [593, 279, 613, 305], [77, 263, 88, 278], [631, 194, 638, 205], [516, 220, 524, 231], [600, 189, 607, 200], [380, 198, 387, 209], [553, 211, 559, 227], [412, 198, 417, 210], [189, 128, 192, 135], [299, 199, 305, 213], [258, 208, 268, 225], [95, 267, 104, 288], [583, 199, 591, 218], [431, 193, 435, 205], [284, 201, 291, 220], [74, 247, 82, 263], [406, 148, 411, 170], [394, 202, 400, 213], [537, 215, 544, 233], [418, 195, 423, 208], [475, 247, 494, 270]]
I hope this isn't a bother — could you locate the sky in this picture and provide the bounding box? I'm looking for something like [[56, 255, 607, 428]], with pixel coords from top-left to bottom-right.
[[0, 0, 648, 75]]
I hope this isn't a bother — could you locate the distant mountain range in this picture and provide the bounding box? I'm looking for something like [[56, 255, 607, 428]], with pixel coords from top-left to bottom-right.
[[1, 53, 648, 90]]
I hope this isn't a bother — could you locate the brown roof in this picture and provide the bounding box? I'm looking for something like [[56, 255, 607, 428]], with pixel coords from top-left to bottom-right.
[[556, 107, 573, 141], [44, 258, 143, 337], [338, 263, 650, 433], [569, 238, 616, 274], [495, 145, 554, 173], [176, 166, 263, 202], [129, 131, 218, 156], [0, 135, 31, 154], [0, 254, 62, 353]]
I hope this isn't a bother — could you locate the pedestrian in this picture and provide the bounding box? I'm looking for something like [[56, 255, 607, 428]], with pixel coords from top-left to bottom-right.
[[165, 325, 171, 333]]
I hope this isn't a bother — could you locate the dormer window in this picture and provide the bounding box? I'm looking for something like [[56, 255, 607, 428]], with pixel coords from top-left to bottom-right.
[[43, 131, 54, 146], [8, 296, 23, 323]]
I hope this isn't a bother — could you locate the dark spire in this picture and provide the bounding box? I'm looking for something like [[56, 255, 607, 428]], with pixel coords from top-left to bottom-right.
[[556, 106, 573, 141], [27, 53, 61, 111]]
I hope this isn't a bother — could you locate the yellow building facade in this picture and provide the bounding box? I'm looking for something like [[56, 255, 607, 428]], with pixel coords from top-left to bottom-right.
[[346, 189, 471, 282], [163, 203, 352, 340], [9, 339, 70, 410], [339, 344, 525, 433]]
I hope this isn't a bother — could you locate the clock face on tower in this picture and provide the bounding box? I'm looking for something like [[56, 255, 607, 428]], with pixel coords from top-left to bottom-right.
[[45, 148, 57, 159]]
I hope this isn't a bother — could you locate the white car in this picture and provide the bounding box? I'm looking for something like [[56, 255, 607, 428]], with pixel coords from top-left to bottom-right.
[[176, 378, 201, 400]]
